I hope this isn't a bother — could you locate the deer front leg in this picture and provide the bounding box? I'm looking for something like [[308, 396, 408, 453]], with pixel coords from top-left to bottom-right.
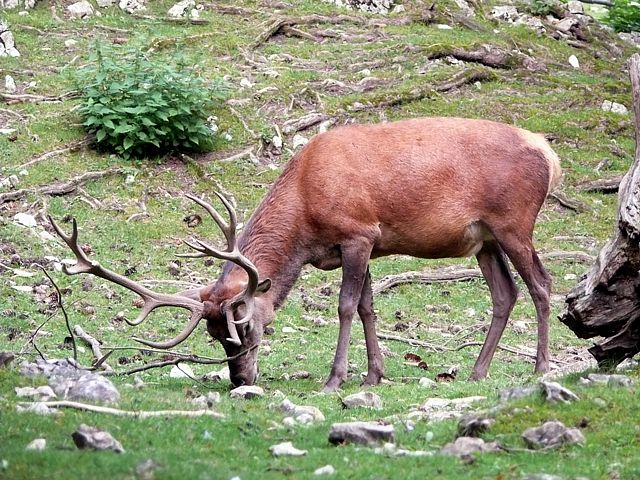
[[323, 239, 374, 392]]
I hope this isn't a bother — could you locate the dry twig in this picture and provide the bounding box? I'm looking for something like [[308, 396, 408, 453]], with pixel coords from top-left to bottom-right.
[[17, 138, 92, 170], [40, 267, 76, 361]]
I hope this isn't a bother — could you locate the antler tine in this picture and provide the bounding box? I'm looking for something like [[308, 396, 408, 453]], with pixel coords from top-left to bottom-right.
[[181, 193, 261, 327], [49, 215, 206, 348], [185, 193, 236, 249]]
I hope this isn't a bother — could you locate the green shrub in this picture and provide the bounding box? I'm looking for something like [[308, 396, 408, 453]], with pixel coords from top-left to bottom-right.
[[524, 0, 563, 17], [75, 45, 228, 160], [606, 0, 640, 33]]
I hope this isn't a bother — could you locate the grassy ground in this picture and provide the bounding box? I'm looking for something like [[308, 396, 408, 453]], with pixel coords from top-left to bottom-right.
[[1, 1, 639, 479]]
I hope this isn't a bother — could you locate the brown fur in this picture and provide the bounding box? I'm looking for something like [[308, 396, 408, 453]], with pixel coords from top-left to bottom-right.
[[201, 117, 561, 389]]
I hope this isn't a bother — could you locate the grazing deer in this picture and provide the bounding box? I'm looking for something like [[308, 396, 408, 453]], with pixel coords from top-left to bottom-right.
[[50, 117, 561, 391]]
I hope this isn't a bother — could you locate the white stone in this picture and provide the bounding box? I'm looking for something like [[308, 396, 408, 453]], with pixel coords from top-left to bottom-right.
[[490, 5, 519, 21], [67, 1, 95, 18], [436, 24, 453, 30], [0, 128, 16, 135], [13, 212, 37, 228], [169, 364, 194, 378], [601, 100, 628, 115], [230, 385, 264, 399], [64, 39, 78, 48], [5, 75, 16, 92], [568, 55, 580, 69], [314, 465, 336, 476], [96, 0, 117, 6], [26, 438, 46, 451], [567, 0, 583, 14], [269, 441, 307, 456], [167, 0, 194, 18], [202, 366, 230, 382], [2, 0, 20, 8], [292, 134, 308, 149], [119, 0, 145, 13], [239, 78, 254, 89]]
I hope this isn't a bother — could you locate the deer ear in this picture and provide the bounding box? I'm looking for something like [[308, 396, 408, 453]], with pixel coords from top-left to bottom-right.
[[256, 279, 271, 295]]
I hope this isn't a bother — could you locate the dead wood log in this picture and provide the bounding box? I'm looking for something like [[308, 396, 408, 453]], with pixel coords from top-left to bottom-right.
[[576, 175, 624, 194], [426, 44, 534, 70], [560, 54, 640, 368]]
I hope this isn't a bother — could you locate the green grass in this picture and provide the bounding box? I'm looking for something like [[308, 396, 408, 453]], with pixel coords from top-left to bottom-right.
[[1, 0, 639, 478]]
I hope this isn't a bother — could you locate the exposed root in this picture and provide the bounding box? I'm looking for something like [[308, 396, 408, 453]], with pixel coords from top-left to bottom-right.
[[0, 168, 125, 205], [550, 190, 590, 212], [576, 175, 623, 193], [17, 138, 92, 170], [1, 91, 79, 105]]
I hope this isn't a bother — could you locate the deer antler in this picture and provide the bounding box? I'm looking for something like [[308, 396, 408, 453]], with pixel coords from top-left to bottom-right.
[[48, 216, 207, 349], [178, 193, 260, 327]]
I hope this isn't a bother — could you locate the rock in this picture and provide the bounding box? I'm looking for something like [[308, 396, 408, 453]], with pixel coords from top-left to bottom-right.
[[490, 5, 519, 22], [5, 75, 16, 92], [280, 398, 325, 423], [191, 392, 221, 408], [411, 396, 486, 421], [202, 366, 230, 383], [230, 385, 264, 399], [522, 421, 585, 449], [540, 381, 579, 404], [419, 377, 437, 388], [555, 17, 579, 33], [72, 424, 125, 453], [0, 22, 20, 57], [441, 437, 500, 457], [67, 1, 95, 18], [328, 421, 394, 446], [619, 32, 640, 46], [66, 374, 120, 404], [566, 0, 583, 14], [314, 465, 336, 476], [453, 0, 474, 17], [601, 100, 628, 115], [499, 385, 538, 402], [169, 364, 194, 378], [457, 413, 494, 438], [119, 0, 145, 13], [0, 352, 15, 368], [167, 0, 194, 17], [15, 386, 57, 401], [324, 0, 396, 14], [581, 373, 633, 387], [341, 391, 383, 409], [96, 0, 117, 6], [1, 0, 21, 8], [269, 441, 307, 456], [568, 55, 580, 69], [16, 402, 58, 415], [13, 212, 37, 228], [25, 438, 46, 451], [64, 39, 77, 48], [373, 442, 432, 457]]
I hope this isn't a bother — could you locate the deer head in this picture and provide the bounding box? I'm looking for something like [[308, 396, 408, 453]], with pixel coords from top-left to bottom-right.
[[49, 192, 271, 387]]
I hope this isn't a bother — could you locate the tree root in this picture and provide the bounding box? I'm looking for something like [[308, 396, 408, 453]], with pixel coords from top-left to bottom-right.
[[550, 190, 590, 212], [0, 168, 125, 205], [17, 138, 92, 171], [426, 44, 543, 71], [372, 267, 483, 295]]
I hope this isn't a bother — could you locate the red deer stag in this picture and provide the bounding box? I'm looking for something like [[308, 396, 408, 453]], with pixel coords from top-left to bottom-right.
[[50, 117, 561, 391]]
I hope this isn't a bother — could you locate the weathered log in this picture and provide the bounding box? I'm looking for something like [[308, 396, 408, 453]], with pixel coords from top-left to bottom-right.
[[560, 54, 640, 367]]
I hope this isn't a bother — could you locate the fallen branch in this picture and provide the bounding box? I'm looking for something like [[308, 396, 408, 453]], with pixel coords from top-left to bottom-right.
[[550, 190, 590, 212], [214, 146, 256, 163], [98, 344, 258, 375], [376, 333, 443, 352], [455, 341, 538, 359], [356, 69, 496, 111], [0, 91, 79, 105], [541, 250, 595, 264], [17, 138, 92, 170], [0, 168, 125, 205], [576, 175, 623, 194], [372, 267, 482, 295], [73, 325, 112, 371], [132, 14, 210, 25], [18, 401, 224, 418], [251, 14, 368, 49]]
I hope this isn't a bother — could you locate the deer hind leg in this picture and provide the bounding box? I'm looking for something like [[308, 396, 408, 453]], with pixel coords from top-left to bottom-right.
[[470, 241, 518, 380], [358, 268, 384, 386], [323, 238, 375, 392], [496, 232, 552, 375]]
